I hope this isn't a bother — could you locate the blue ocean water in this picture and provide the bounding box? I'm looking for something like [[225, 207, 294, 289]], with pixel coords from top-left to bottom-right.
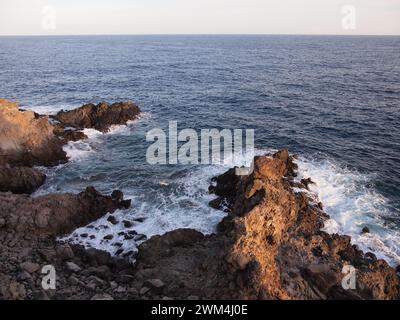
[[0, 35, 399, 264]]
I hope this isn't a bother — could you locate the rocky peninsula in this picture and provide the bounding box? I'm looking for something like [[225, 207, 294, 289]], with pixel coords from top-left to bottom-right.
[[0, 99, 399, 300]]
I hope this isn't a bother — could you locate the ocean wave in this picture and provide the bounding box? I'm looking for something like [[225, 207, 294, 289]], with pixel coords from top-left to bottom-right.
[[60, 148, 264, 257], [295, 156, 400, 266], [55, 146, 400, 267], [62, 113, 151, 162]]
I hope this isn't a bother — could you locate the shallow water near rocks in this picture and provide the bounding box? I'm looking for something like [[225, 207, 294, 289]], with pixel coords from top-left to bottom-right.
[[0, 35, 399, 265]]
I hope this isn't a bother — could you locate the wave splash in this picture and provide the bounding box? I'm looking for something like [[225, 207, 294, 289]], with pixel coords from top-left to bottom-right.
[[48, 137, 400, 267], [296, 156, 400, 267]]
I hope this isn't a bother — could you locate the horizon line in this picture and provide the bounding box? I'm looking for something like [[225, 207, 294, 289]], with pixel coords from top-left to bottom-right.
[[0, 33, 399, 37]]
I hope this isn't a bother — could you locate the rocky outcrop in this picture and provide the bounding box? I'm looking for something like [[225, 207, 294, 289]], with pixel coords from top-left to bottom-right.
[[0, 187, 133, 300], [130, 150, 400, 300], [0, 99, 142, 166], [0, 166, 46, 194], [0, 98, 151, 300], [1, 96, 398, 301], [0, 99, 67, 167], [0, 186, 131, 238], [53, 101, 141, 133]]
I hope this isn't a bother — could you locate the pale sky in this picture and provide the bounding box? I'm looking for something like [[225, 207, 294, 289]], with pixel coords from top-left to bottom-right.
[[0, 0, 399, 36]]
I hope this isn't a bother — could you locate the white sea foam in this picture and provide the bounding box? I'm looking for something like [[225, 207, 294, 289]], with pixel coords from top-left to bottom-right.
[[295, 156, 400, 266], [61, 148, 266, 256], [62, 115, 148, 162], [58, 145, 400, 267], [59, 210, 141, 260]]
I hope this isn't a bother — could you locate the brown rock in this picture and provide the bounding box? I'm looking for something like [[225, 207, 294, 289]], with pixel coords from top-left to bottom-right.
[[54, 101, 141, 133], [0, 99, 67, 167], [130, 150, 400, 300], [0, 166, 46, 194]]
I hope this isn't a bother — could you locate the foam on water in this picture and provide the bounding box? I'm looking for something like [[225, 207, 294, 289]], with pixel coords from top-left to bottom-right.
[[55, 139, 400, 267], [60, 148, 267, 257], [295, 156, 400, 266], [61, 114, 149, 162]]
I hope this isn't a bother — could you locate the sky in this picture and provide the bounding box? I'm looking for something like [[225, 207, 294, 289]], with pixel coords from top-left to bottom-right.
[[0, 0, 399, 36]]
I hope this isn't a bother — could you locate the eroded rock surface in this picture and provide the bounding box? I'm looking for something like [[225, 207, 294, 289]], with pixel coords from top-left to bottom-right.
[[0, 166, 46, 194], [130, 150, 400, 300], [0, 99, 67, 167], [1, 97, 398, 300], [0, 187, 133, 300], [54, 101, 141, 133]]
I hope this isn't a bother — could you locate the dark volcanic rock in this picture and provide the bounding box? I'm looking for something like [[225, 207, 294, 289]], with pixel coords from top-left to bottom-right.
[[131, 150, 400, 300], [54, 101, 141, 133], [0, 186, 136, 300], [0, 186, 131, 238], [0, 98, 147, 300], [0, 166, 46, 194], [54, 128, 88, 142], [1, 137, 399, 300], [362, 226, 370, 234]]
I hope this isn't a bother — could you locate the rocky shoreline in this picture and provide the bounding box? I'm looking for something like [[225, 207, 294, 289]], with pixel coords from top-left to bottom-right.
[[0, 99, 399, 300]]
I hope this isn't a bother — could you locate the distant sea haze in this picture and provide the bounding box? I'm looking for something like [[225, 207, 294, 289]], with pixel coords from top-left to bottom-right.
[[1, 35, 399, 265]]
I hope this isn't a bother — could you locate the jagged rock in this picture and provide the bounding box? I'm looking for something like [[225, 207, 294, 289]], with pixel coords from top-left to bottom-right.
[[1, 147, 399, 300], [0, 99, 67, 167], [0, 97, 143, 300], [130, 150, 400, 300], [54, 101, 141, 133], [0, 187, 130, 238], [0, 166, 46, 194]]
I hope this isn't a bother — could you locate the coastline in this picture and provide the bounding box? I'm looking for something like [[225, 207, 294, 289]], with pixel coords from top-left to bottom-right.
[[0, 99, 399, 300]]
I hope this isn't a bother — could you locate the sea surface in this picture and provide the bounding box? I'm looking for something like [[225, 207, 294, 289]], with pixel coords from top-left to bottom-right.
[[0, 35, 399, 265]]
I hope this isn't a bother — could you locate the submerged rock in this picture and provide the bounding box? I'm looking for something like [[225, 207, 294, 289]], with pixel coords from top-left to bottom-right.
[[362, 226, 370, 234]]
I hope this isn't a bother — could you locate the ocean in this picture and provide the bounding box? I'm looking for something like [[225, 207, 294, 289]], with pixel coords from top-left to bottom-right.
[[0, 35, 399, 265]]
